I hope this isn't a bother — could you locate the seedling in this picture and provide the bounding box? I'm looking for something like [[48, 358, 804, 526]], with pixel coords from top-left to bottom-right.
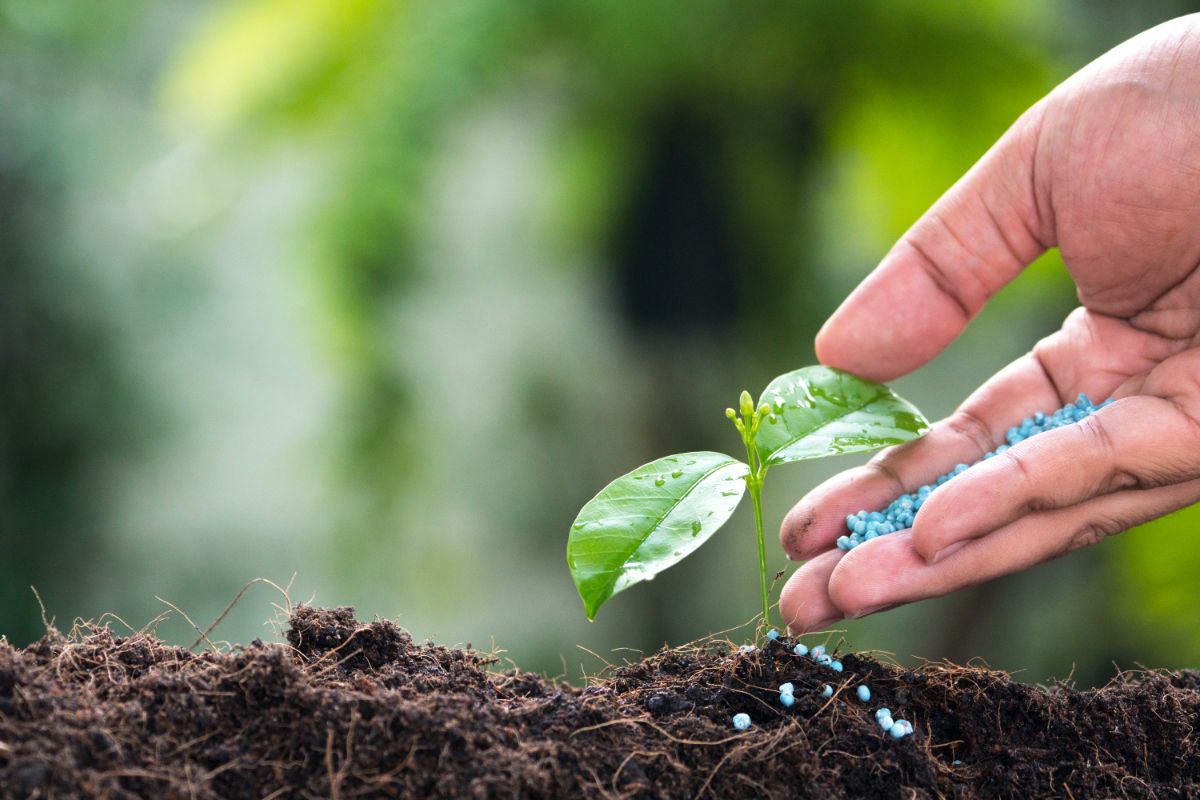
[[566, 365, 929, 631]]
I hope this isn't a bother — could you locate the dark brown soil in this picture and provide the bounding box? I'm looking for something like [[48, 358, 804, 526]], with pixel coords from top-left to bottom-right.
[[1, 606, 1198, 799]]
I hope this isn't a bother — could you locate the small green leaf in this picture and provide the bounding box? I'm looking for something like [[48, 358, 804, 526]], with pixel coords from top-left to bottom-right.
[[756, 366, 929, 466], [567, 452, 748, 620]]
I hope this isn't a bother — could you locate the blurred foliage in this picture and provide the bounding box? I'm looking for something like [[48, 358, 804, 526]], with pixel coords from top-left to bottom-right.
[[163, 0, 1063, 542], [1112, 503, 1200, 669], [0, 1, 158, 645], [2, 0, 1200, 687]]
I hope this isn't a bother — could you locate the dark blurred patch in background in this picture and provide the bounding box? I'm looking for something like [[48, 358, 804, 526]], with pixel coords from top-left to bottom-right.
[[2, 0, 1198, 686]]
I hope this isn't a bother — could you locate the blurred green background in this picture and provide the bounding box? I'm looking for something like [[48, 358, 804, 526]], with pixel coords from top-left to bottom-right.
[[3, 0, 1198, 688]]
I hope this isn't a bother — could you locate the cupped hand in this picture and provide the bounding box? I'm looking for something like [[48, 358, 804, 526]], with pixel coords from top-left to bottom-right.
[[779, 15, 1200, 633]]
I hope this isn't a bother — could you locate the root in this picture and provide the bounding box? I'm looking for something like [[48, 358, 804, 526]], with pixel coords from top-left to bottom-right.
[[29, 585, 54, 632], [189, 576, 295, 650]]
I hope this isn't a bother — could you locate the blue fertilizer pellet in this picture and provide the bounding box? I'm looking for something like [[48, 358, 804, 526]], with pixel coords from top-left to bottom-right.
[[779, 692, 795, 708], [839, 395, 1113, 550], [820, 684, 833, 698], [810, 645, 826, 659], [879, 715, 894, 732], [830, 660, 843, 672], [732, 713, 752, 731], [767, 629, 779, 641], [793, 643, 809, 657], [779, 682, 795, 695], [856, 685, 871, 702], [875, 707, 891, 721]]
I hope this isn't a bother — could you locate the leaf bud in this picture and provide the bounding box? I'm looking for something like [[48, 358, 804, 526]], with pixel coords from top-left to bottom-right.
[[725, 408, 737, 420], [758, 403, 771, 417]]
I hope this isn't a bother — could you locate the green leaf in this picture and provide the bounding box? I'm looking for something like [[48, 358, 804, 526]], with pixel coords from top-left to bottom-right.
[[567, 452, 748, 620], [755, 366, 929, 466]]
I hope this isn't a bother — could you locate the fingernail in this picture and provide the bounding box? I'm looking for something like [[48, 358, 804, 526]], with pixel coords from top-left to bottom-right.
[[852, 603, 898, 619], [930, 541, 967, 565]]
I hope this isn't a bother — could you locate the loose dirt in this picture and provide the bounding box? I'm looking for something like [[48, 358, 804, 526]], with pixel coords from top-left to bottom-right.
[[1, 606, 1197, 798]]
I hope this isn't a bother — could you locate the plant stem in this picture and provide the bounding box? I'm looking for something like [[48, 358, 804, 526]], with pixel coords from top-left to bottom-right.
[[749, 474, 769, 630], [741, 436, 770, 632]]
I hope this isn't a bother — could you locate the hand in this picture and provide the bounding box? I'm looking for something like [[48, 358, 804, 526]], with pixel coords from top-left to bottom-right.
[[778, 15, 1200, 633]]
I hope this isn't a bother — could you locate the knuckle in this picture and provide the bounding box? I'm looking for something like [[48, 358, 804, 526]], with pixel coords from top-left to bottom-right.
[[1066, 516, 1125, 553], [1003, 450, 1041, 506], [863, 459, 906, 498], [1031, 333, 1077, 394], [1080, 414, 1115, 458], [1078, 415, 1141, 492], [998, 449, 1052, 512], [943, 407, 997, 457], [900, 229, 978, 319]]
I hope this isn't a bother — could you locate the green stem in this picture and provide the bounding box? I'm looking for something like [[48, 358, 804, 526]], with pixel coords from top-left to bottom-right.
[[731, 396, 774, 637], [749, 475, 769, 630], [742, 437, 770, 632]]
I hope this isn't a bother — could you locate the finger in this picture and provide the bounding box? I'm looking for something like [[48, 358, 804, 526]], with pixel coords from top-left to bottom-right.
[[782, 310, 1179, 560], [777, 549, 843, 635], [816, 104, 1048, 382], [824, 477, 1200, 621], [912, 394, 1200, 561], [780, 352, 1060, 560]]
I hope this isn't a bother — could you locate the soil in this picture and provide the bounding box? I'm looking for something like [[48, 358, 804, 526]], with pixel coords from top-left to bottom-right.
[[1, 606, 1198, 799]]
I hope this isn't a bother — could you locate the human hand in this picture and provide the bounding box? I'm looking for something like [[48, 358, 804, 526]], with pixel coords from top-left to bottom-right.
[[779, 15, 1200, 633]]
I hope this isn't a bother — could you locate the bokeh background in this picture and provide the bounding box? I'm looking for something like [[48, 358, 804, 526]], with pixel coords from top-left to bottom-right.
[[4, 0, 1199, 688]]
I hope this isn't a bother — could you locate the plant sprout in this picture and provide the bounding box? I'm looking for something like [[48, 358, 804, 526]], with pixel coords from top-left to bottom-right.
[[566, 365, 930, 631]]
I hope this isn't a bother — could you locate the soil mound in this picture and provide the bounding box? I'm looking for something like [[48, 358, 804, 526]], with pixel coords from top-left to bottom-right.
[[1, 606, 1197, 798]]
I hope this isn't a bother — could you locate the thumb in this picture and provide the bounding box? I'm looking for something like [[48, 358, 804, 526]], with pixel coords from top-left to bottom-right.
[[817, 102, 1051, 382]]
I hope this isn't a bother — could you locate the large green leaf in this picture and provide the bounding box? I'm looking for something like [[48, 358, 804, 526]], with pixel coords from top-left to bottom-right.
[[755, 366, 929, 466], [567, 452, 748, 620]]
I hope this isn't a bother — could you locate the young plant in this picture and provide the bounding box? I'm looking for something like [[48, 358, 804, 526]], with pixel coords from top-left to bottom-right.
[[566, 365, 930, 630]]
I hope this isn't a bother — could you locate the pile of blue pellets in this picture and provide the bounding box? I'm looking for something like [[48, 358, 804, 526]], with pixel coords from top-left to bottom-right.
[[838, 394, 1113, 551]]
